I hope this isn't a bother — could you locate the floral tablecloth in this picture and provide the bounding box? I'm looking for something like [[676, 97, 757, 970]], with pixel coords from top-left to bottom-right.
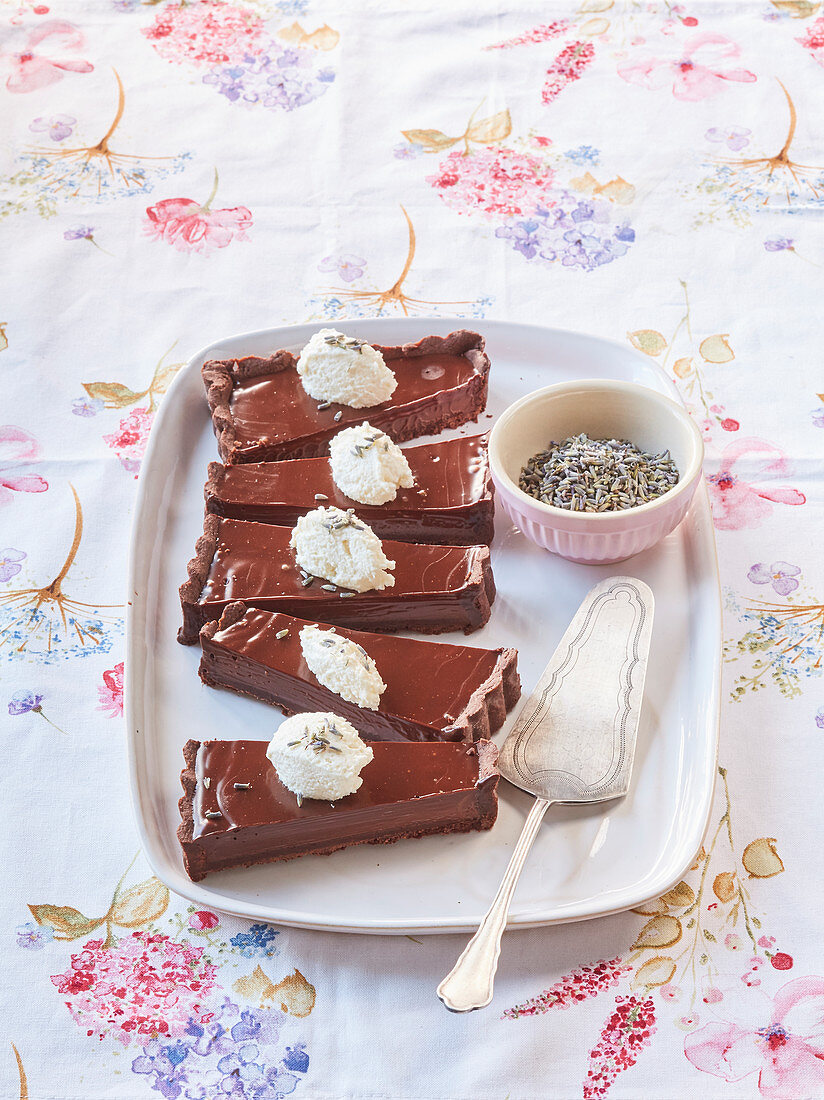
[[3, 0, 824, 1097]]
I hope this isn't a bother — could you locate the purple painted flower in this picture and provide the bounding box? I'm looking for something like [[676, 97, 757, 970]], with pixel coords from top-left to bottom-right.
[[812, 407, 824, 428], [615, 224, 636, 243], [705, 126, 751, 152], [0, 547, 25, 583], [283, 1044, 309, 1073], [816, 706, 824, 730], [8, 690, 44, 715], [64, 226, 95, 241], [16, 921, 53, 950], [29, 114, 76, 142], [203, 39, 335, 113], [764, 237, 794, 252], [747, 561, 801, 597], [72, 396, 104, 418], [64, 227, 113, 256], [495, 219, 541, 259], [131, 997, 302, 1097], [8, 690, 66, 732], [317, 254, 366, 283], [495, 198, 634, 272], [393, 141, 423, 160]]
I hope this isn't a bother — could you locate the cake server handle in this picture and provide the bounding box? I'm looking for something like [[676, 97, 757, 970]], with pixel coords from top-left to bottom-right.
[[437, 797, 551, 1012]]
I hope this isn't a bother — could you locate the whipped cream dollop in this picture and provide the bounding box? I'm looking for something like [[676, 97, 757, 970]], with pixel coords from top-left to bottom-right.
[[300, 624, 386, 711], [296, 329, 397, 408], [329, 422, 414, 506], [290, 506, 395, 593], [266, 712, 374, 801]]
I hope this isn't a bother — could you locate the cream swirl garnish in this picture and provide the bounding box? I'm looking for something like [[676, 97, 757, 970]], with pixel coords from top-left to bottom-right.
[[290, 506, 394, 593], [300, 624, 386, 710], [266, 712, 374, 802], [329, 422, 414, 506], [296, 329, 397, 408]]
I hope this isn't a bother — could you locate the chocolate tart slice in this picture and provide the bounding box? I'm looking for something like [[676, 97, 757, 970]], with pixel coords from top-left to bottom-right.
[[204, 434, 495, 546], [202, 330, 490, 463], [178, 517, 495, 644], [178, 737, 499, 880], [199, 604, 520, 742]]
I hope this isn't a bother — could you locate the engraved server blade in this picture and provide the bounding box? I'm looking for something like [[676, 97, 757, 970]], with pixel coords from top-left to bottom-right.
[[437, 575, 654, 1013], [498, 575, 654, 805]]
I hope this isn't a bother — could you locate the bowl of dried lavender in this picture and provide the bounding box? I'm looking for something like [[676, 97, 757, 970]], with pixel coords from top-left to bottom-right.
[[488, 379, 704, 564]]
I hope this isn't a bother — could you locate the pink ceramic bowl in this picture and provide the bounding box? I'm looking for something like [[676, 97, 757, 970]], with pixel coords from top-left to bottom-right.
[[488, 379, 704, 564]]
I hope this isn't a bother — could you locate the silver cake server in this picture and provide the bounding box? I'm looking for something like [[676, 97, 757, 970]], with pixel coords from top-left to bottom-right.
[[437, 575, 654, 1013]]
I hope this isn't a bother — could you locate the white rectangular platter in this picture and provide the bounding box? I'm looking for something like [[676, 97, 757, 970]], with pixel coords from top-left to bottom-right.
[[127, 319, 720, 934]]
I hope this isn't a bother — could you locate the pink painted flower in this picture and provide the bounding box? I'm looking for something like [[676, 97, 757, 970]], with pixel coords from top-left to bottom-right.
[[661, 984, 682, 1002], [103, 407, 154, 478], [584, 996, 657, 1098], [686, 978, 824, 1098], [189, 910, 220, 932], [503, 958, 630, 1019], [726, 934, 743, 951], [707, 438, 805, 531], [485, 22, 570, 50], [143, 1, 265, 66], [676, 1013, 701, 1032], [759, 936, 776, 949], [0, 425, 48, 504], [97, 661, 124, 718], [428, 146, 556, 218], [51, 931, 218, 1044], [703, 987, 724, 1004], [4, 20, 92, 93], [543, 41, 596, 105], [145, 187, 252, 255], [798, 17, 824, 64], [618, 33, 756, 101]]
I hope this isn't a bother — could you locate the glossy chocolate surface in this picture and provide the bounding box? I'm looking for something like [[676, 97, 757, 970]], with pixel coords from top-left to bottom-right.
[[230, 353, 474, 450], [203, 520, 478, 601], [202, 332, 490, 462], [200, 607, 518, 742], [178, 738, 499, 876], [209, 433, 488, 519], [179, 517, 493, 641], [191, 739, 492, 838]]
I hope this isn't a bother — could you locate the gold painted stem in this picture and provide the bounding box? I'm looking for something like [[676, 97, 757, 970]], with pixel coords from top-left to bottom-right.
[[387, 206, 416, 295], [776, 81, 797, 163], [11, 1045, 27, 1100], [94, 70, 126, 154], [45, 486, 83, 597], [201, 168, 220, 213]]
